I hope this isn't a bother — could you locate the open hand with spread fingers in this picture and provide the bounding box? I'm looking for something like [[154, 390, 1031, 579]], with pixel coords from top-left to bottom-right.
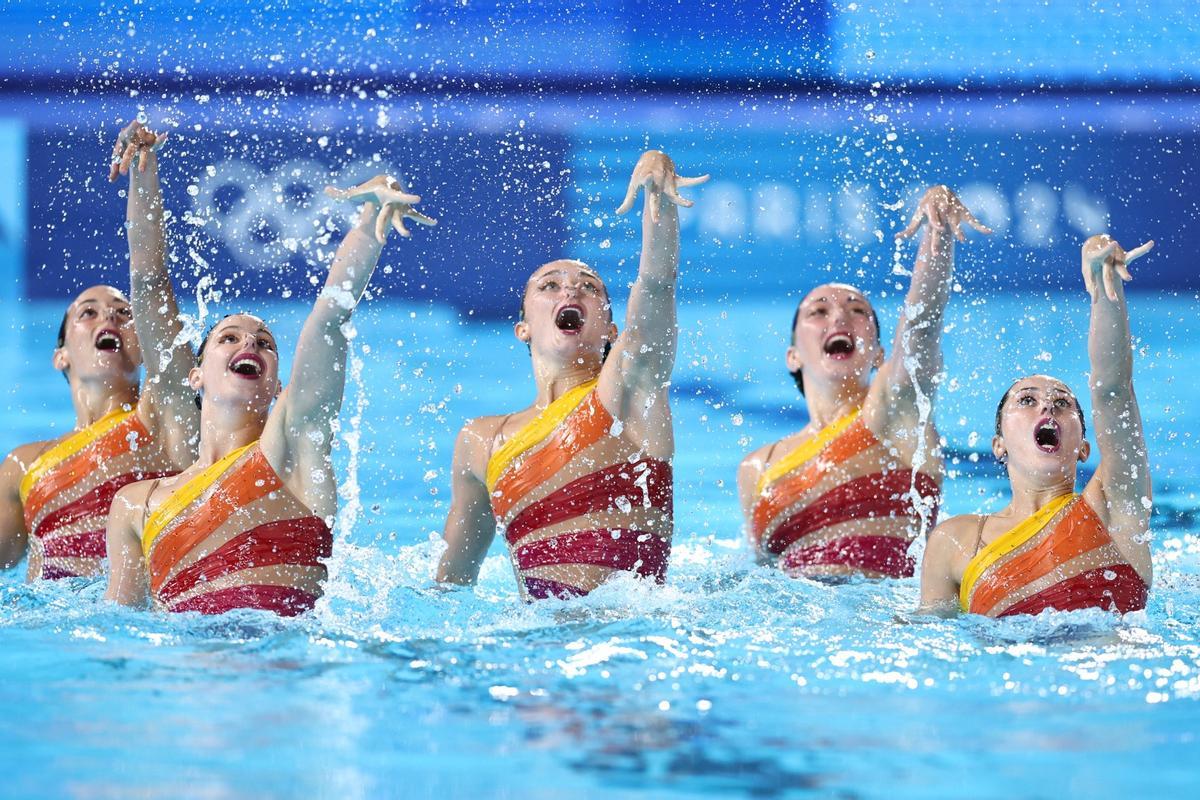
[[615, 150, 709, 224], [1082, 234, 1154, 302], [895, 185, 992, 247], [324, 175, 437, 244], [108, 119, 168, 182]]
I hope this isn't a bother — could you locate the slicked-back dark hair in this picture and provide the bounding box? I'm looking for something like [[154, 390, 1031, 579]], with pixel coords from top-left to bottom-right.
[[994, 380, 1086, 439], [787, 300, 882, 396]]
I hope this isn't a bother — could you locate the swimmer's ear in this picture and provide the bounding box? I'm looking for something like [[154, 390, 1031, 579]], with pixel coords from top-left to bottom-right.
[[606, 321, 618, 343], [514, 321, 531, 344], [1078, 439, 1091, 463], [52, 347, 69, 374], [785, 345, 803, 374], [872, 346, 885, 370], [991, 434, 1007, 464], [187, 365, 204, 394]]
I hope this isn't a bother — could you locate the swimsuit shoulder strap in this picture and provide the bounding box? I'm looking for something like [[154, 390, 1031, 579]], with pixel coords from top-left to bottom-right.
[[141, 477, 166, 529], [972, 514, 989, 558]]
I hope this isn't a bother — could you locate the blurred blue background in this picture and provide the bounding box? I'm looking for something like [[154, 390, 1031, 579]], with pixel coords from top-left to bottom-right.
[[1, 0, 1197, 315]]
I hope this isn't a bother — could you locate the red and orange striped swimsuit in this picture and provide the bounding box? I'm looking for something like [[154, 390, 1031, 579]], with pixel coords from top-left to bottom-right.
[[140, 442, 332, 616], [750, 409, 940, 578], [960, 493, 1148, 617], [486, 380, 673, 601], [19, 408, 176, 580]]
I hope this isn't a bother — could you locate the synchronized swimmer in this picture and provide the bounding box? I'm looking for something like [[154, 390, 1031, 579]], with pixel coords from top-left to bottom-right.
[[0, 120, 1156, 620]]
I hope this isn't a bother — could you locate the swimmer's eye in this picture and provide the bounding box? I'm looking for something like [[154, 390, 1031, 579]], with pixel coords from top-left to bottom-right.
[[116, 307, 133, 318], [1053, 398, 1070, 409], [79, 308, 97, 319], [218, 333, 238, 344], [582, 281, 599, 293], [539, 280, 559, 291], [258, 338, 274, 350], [1016, 395, 1036, 406], [807, 307, 827, 317]]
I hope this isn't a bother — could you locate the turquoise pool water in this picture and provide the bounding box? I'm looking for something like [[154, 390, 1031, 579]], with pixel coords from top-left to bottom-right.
[[1, 290, 1198, 798]]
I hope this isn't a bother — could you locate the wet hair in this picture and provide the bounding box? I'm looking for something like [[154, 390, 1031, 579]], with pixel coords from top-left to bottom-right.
[[787, 300, 883, 396], [994, 381, 1087, 438], [518, 274, 614, 362]]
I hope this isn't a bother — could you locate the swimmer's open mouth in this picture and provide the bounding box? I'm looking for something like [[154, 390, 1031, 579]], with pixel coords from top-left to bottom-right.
[[94, 329, 123, 352], [823, 332, 856, 360], [555, 304, 585, 333], [228, 352, 265, 379], [1034, 418, 1061, 453]]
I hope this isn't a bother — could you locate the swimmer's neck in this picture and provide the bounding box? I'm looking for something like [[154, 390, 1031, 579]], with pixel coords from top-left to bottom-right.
[[801, 378, 868, 430], [529, 354, 603, 409], [195, 405, 268, 465], [1001, 474, 1078, 520], [69, 375, 139, 429]]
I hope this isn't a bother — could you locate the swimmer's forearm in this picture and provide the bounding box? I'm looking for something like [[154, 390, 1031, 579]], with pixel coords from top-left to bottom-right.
[[315, 211, 385, 324], [637, 195, 680, 288], [898, 228, 953, 354], [1088, 278, 1134, 393]]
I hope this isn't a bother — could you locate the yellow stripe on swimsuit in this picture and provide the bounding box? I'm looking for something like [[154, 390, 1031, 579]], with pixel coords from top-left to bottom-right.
[[959, 492, 1076, 612], [754, 408, 860, 497], [141, 442, 257, 557], [18, 407, 134, 503], [485, 379, 598, 493]]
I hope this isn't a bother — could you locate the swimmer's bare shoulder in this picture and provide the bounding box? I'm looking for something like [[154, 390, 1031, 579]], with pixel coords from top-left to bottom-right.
[[0, 440, 55, 567], [917, 513, 982, 615]]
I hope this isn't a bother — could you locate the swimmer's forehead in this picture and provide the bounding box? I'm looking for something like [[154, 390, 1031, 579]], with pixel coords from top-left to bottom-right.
[[528, 260, 605, 285], [212, 314, 273, 338], [800, 284, 871, 308], [1007, 375, 1076, 398], [70, 285, 129, 309]]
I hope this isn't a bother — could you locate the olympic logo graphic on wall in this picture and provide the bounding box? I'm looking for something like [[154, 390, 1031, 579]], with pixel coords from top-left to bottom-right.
[[190, 158, 408, 269]]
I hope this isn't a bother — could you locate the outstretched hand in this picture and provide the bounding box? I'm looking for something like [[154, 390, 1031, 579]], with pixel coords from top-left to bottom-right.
[[108, 119, 167, 182], [896, 185, 992, 245], [615, 150, 709, 224], [324, 175, 437, 244], [1082, 234, 1154, 302]]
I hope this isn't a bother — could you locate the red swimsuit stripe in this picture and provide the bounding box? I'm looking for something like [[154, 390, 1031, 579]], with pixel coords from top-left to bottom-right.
[[170, 585, 320, 617], [147, 447, 332, 616], [148, 450, 282, 591], [969, 500, 1148, 617], [492, 391, 610, 520], [505, 458, 673, 545], [23, 415, 150, 526], [998, 564, 1148, 617], [766, 471, 939, 578], [157, 517, 334, 605]]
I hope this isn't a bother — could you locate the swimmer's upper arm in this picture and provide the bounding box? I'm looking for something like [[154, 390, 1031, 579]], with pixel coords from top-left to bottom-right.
[[103, 482, 151, 608], [737, 445, 772, 562], [0, 442, 49, 570], [916, 516, 972, 616], [436, 419, 498, 586]]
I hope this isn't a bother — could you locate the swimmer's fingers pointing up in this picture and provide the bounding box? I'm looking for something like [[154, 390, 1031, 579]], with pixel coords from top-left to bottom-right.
[[1124, 240, 1155, 263], [895, 210, 925, 241], [615, 177, 640, 216]]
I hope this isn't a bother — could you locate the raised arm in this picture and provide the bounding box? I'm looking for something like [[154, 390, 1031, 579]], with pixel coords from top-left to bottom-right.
[[1081, 234, 1154, 544], [868, 186, 990, 439], [109, 120, 198, 455], [262, 175, 434, 515], [436, 420, 498, 586], [601, 151, 707, 443]]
